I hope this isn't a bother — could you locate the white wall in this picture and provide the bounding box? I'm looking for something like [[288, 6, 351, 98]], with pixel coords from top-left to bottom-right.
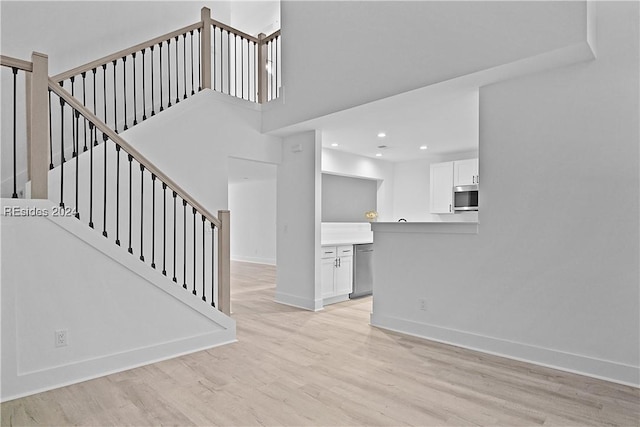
[[229, 178, 277, 265], [371, 2, 639, 386], [1, 199, 235, 402], [263, 1, 588, 131], [276, 131, 322, 310], [392, 151, 479, 223], [321, 148, 395, 222], [322, 174, 377, 223], [123, 90, 281, 215]]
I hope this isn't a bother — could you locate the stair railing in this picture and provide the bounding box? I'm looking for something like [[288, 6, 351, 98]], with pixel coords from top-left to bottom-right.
[[51, 22, 204, 135], [50, 7, 281, 139], [1, 53, 49, 199], [47, 79, 231, 315]]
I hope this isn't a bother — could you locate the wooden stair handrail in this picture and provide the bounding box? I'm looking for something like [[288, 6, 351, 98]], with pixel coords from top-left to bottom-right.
[[262, 29, 281, 44], [47, 77, 222, 229], [51, 22, 203, 83], [1, 55, 33, 72]]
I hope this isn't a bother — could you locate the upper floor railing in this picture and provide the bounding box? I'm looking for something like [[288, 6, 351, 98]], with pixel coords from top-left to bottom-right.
[[50, 8, 280, 136]]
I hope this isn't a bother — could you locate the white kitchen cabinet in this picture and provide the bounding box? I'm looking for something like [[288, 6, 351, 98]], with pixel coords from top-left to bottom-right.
[[430, 161, 454, 214], [321, 245, 353, 303], [454, 158, 479, 186]]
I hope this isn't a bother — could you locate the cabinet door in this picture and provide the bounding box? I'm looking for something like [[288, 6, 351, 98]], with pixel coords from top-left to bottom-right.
[[454, 158, 479, 186], [335, 254, 353, 295], [430, 161, 454, 214], [321, 257, 336, 298]]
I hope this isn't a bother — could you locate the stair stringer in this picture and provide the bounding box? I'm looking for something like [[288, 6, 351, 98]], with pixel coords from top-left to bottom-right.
[[1, 198, 236, 402]]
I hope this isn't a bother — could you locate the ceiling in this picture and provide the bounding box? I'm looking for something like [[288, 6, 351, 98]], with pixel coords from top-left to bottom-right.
[[317, 87, 479, 163]]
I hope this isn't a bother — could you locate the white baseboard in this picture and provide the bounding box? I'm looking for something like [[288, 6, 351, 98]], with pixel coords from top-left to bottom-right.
[[3, 332, 237, 403], [370, 313, 639, 388], [231, 255, 276, 265], [274, 291, 322, 311]]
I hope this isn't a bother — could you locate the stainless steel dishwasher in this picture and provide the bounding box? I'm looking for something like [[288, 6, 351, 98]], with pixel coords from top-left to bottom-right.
[[350, 243, 373, 298]]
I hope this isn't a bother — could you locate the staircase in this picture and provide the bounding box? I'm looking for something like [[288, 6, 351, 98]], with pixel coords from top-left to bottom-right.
[[0, 7, 281, 402]]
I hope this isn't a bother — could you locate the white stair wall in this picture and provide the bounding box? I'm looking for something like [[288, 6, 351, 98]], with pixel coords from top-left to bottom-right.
[[1, 198, 236, 402]]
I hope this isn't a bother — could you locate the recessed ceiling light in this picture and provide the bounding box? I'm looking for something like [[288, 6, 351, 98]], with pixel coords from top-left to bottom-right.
[[377, 132, 386, 138], [331, 143, 339, 147], [375, 153, 383, 157], [420, 145, 428, 150]]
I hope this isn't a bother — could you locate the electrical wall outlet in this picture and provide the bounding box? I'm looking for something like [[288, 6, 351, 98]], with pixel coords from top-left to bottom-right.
[[419, 299, 427, 311], [55, 329, 68, 347]]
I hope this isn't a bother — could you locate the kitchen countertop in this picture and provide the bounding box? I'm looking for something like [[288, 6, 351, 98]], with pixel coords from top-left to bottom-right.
[[321, 222, 374, 246]]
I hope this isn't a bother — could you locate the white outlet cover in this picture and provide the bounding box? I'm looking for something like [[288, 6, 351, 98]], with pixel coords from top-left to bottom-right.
[[55, 329, 68, 347]]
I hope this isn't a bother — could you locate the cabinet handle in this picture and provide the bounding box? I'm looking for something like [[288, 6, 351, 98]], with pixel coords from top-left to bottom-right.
[[449, 204, 452, 212], [338, 258, 341, 267], [473, 176, 475, 184], [477, 175, 479, 184]]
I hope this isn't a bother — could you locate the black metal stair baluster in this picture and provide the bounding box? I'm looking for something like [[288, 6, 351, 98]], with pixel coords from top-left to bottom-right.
[[240, 37, 243, 99], [59, 97, 65, 207], [123, 57, 129, 130], [139, 164, 145, 262], [92, 68, 97, 115], [115, 145, 121, 246], [212, 26, 216, 91], [102, 64, 108, 127], [190, 30, 195, 95], [88, 122, 94, 228], [182, 199, 187, 289], [82, 73, 88, 152], [48, 88, 53, 169], [70, 77, 77, 157], [201, 215, 206, 301], [132, 53, 138, 126], [172, 191, 177, 282], [192, 207, 197, 295], [246, 39, 249, 100], [197, 27, 202, 91], [102, 133, 108, 238], [112, 60, 118, 132], [271, 40, 274, 100], [74, 109, 80, 218], [174, 35, 179, 104], [183, 33, 187, 99], [141, 49, 147, 121], [150, 46, 156, 116], [162, 182, 167, 275], [159, 42, 164, 112], [234, 33, 237, 97], [211, 222, 215, 307], [167, 38, 172, 108], [11, 68, 17, 198], [151, 174, 156, 268], [227, 31, 231, 95], [128, 153, 133, 254], [275, 37, 279, 98], [92, 68, 98, 145]]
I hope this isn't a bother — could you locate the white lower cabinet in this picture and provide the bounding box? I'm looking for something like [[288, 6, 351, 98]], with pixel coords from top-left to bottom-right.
[[321, 245, 353, 303]]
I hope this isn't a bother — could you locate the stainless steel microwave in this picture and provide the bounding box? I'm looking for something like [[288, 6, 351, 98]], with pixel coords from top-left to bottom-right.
[[453, 185, 478, 211]]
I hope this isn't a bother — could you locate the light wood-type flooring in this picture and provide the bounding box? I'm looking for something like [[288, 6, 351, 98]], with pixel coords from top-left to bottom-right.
[[2, 261, 639, 426]]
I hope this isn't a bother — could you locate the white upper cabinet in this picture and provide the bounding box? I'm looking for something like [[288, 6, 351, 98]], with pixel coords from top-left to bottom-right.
[[454, 158, 479, 186], [430, 161, 454, 214]]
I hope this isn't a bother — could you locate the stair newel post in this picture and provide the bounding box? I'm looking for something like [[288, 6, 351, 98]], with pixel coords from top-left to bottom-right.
[[28, 52, 49, 199], [257, 33, 267, 104], [200, 7, 212, 90], [218, 209, 231, 315]]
